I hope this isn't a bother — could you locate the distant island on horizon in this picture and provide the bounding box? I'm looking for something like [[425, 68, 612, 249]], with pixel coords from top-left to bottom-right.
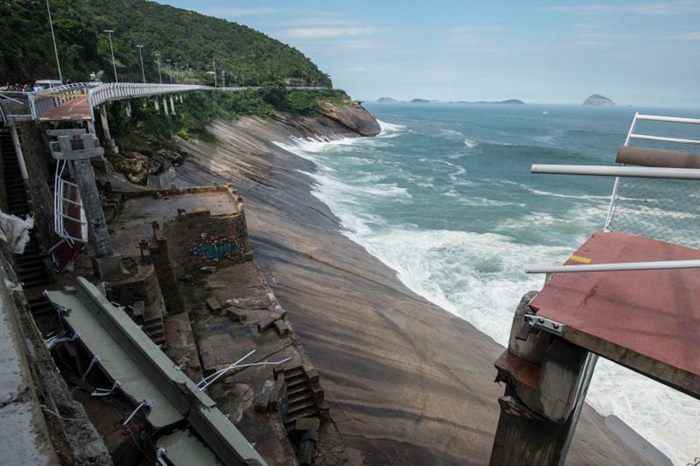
[[583, 94, 615, 107], [377, 97, 526, 105]]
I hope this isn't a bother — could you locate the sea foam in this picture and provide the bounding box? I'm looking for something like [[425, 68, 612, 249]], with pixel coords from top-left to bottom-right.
[[276, 121, 698, 465]]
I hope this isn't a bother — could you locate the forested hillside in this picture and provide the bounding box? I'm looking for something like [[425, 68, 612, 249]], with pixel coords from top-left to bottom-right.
[[0, 0, 331, 86]]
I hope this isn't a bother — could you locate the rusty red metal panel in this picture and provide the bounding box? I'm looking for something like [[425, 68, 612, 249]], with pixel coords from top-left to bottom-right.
[[530, 231, 700, 382], [39, 96, 91, 121], [495, 351, 541, 390]]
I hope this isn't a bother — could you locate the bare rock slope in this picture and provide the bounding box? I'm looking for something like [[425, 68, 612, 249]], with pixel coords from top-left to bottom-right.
[[167, 109, 655, 466]]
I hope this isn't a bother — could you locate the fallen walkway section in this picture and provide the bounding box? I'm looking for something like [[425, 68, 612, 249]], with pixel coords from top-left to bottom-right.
[[46, 277, 267, 466]]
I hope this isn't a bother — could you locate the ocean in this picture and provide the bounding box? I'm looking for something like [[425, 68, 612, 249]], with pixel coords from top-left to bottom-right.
[[276, 102, 700, 465]]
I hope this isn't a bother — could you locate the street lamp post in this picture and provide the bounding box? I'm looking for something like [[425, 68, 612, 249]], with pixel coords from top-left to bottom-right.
[[136, 44, 146, 83], [154, 51, 162, 84], [104, 29, 118, 82], [45, 0, 63, 82]]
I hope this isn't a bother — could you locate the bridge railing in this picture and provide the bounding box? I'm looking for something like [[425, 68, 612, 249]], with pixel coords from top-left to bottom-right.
[[3, 82, 333, 123], [33, 83, 96, 120], [0, 91, 35, 122], [88, 83, 206, 111]]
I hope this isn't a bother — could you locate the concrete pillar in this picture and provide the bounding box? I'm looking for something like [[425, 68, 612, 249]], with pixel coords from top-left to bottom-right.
[[71, 159, 113, 258], [162, 98, 169, 117], [99, 106, 119, 154], [154, 99, 160, 112], [9, 125, 29, 181], [488, 293, 589, 466], [125, 102, 132, 118], [169, 96, 176, 115]]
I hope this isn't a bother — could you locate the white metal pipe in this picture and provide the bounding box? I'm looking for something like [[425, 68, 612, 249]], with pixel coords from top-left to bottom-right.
[[532, 164, 700, 180], [10, 126, 29, 181], [527, 259, 700, 274], [630, 133, 700, 145], [636, 114, 700, 125]]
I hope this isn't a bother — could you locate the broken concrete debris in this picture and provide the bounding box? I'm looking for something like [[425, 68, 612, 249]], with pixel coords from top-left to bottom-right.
[[2, 174, 340, 465]]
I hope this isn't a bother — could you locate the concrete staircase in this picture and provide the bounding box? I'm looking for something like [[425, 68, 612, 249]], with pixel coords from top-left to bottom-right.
[[282, 365, 326, 429], [142, 316, 166, 348], [1, 127, 55, 332]]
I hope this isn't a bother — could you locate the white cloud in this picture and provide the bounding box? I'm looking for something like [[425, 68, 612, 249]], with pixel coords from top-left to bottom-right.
[[284, 26, 375, 39], [574, 31, 638, 46], [668, 31, 700, 40], [205, 7, 282, 18], [447, 26, 504, 47], [550, 1, 700, 16]]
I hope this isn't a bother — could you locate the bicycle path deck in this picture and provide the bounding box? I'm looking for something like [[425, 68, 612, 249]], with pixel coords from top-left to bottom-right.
[[530, 231, 700, 398]]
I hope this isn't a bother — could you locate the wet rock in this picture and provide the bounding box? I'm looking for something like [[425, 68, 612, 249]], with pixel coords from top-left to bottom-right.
[[318, 101, 381, 137]]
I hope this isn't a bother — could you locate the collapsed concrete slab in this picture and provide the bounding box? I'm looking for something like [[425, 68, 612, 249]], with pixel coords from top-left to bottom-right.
[[46, 277, 268, 465]]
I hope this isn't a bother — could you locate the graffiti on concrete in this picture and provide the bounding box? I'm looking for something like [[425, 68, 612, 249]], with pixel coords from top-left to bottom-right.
[[191, 237, 240, 261]]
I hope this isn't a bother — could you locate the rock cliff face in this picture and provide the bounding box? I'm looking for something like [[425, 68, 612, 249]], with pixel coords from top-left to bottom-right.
[[583, 94, 615, 106], [318, 101, 381, 137], [163, 116, 656, 466]]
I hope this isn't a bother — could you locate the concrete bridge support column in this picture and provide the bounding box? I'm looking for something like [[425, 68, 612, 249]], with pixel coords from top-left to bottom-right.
[[99, 106, 119, 154], [488, 293, 590, 466], [154, 99, 160, 112], [169, 96, 176, 115], [71, 159, 113, 258], [125, 102, 132, 118], [162, 98, 170, 117]]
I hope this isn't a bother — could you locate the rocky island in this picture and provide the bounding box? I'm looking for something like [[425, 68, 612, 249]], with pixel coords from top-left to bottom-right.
[[583, 94, 615, 106]]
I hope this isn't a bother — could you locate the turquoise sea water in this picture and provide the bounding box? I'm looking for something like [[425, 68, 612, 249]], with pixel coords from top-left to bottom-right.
[[276, 103, 700, 465]]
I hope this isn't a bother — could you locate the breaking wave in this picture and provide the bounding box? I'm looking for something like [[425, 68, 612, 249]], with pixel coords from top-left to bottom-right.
[[276, 111, 699, 465]]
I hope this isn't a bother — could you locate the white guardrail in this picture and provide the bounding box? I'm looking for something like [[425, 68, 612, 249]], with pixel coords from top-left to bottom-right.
[[0, 83, 329, 123], [529, 112, 700, 274]]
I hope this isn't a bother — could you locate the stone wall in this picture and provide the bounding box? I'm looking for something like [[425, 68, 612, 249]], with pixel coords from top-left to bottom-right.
[[164, 209, 252, 277], [149, 208, 252, 315], [16, 122, 55, 251]]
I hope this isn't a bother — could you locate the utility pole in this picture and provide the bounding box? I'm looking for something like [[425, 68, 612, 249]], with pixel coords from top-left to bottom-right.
[[154, 51, 162, 84], [45, 0, 63, 82], [104, 29, 118, 82], [136, 44, 146, 83]]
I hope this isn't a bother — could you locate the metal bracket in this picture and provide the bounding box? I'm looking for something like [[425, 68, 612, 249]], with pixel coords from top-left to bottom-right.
[[524, 314, 566, 336]]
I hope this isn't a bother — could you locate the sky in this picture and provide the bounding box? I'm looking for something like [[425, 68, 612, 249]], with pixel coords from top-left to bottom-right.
[[156, 0, 700, 107]]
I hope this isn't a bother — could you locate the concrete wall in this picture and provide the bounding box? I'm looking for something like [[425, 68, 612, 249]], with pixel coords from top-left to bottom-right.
[[164, 210, 252, 277], [0, 130, 6, 212], [149, 209, 251, 316], [0, 247, 112, 465], [16, 122, 55, 251]]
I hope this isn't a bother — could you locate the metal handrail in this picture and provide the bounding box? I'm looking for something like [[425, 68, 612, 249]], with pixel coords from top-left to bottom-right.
[[531, 164, 700, 180], [87, 83, 205, 109], [530, 111, 700, 274], [527, 259, 700, 274], [3, 82, 333, 123], [636, 114, 700, 125], [0, 91, 35, 121]]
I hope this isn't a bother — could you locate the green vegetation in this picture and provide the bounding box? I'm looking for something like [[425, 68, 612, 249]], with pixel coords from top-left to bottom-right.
[[0, 0, 331, 86], [107, 88, 350, 155]]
